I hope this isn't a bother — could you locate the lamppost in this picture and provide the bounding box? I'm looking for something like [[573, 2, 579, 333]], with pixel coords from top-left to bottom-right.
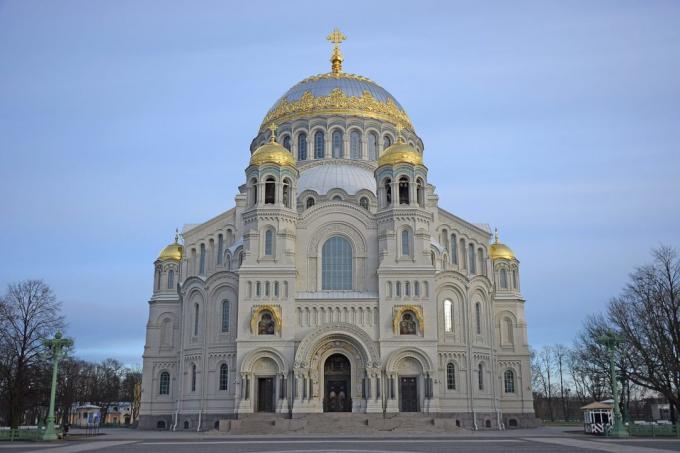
[[597, 330, 628, 437], [42, 331, 73, 441]]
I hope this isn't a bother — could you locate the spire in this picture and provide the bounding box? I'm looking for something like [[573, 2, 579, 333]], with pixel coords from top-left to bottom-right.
[[174, 228, 179, 243], [494, 228, 500, 244], [268, 122, 278, 143], [395, 123, 405, 143], [326, 28, 346, 74]]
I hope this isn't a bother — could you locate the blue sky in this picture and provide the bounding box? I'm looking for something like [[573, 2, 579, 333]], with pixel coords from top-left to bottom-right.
[[1, 1, 678, 365]]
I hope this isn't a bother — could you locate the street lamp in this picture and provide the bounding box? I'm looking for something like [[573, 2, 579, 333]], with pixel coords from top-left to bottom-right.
[[42, 331, 73, 441], [596, 330, 628, 438]]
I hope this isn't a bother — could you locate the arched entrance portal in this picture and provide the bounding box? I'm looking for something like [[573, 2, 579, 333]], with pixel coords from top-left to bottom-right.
[[324, 354, 351, 412]]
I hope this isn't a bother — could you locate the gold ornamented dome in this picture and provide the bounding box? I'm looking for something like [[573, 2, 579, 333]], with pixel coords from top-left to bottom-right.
[[378, 126, 423, 167], [489, 229, 516, 261], [249, 124, 295, 167], [158, 230, 183, 261]]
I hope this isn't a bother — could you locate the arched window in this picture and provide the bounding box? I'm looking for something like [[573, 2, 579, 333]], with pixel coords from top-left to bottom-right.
[[282, 179, 291, 208], [504, 369, 515, 393], [475, 302, 481, 335], [332, 130, 343, 158], [447, 363, 456, 390], [250, 178, 258, 206], [500, 269, 508, 289], [167, 269, 174, 289], [193, 303, 199, 336], [360, 197, 369, 210], [414, 281, 420, 296], [396, 281, 401, 296], [264, 177, 275, 204], [322, 236, 353, 290], [451, 234, 458, 264], [183, 420, 190, 429], [306, 197, 315, 209], [401, 229, 410, 256], [265, 281, 270, 296], [274, 281, 279, 297], [221, 300, 230, 332], [505, 317, 514, 344], [332, 195, 342, 201], [282, 135, 291, 151], [444, 299, 452, 332], [256, 281, 261, 296], [460, 239, 466, 269], [478, 363, 484, 390], [297, 133, 307, 161], [384, 178, 392, 206], [314, 130, 325, 159], [238, 251, 244, 267], [399, 311, 417, 335], [199, 244, 206, 275], [512, 269, 518, 289], [416, 178, 424, 207], [350, 131, 361, 159], [258, 311, 275, 335], [159, 371, 170, 395], [217, 234, 224, 265], [219, 364, 228, 391], [191, 364, 197, 392], [264, 229, 273, 256], [368, 132, 378, 160], [399, 176, 410, 205], [383, 135, 392, 148], [404, 281, 410, 296], [155, 268, 160, 291], [468, 244, 476, 274]]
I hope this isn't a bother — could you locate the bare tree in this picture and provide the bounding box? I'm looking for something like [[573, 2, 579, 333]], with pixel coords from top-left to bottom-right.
[[0, 280, 64, 427], [553, 344, 569, 421]]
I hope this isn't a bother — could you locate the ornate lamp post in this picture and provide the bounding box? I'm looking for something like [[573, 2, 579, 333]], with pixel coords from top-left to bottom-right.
[[597, 330, 628, 437], [42, 331, 73, 441]]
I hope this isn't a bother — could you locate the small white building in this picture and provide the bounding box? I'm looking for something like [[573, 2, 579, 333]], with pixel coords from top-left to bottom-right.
[[69, 404, 101, 427], [581, 400, 614, 434]]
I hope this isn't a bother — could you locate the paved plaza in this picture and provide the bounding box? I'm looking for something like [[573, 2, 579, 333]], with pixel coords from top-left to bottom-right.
[[2, 427, 680, 453]]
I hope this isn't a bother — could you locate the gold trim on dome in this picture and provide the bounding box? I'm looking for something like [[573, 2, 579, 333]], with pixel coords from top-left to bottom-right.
[[489, 228, 516, 261], [250, 304, 282, 335], [157, 229, 183, 261], [393, 305, 425, 335], [249, 125, 296, 167], [260, 88, 413, 132], [298, 72, 377, 84]]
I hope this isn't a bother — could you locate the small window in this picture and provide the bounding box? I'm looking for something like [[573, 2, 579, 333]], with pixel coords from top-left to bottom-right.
[[298, 133, 307, 161], [350, 130, 361, 159], [314, 131, 325, 159], [191, 364, 197, 392], [258, 311, 275, 335], [383, 135, 392, 148], [256, 281, 261, 296], [282, 179, 291, 208], [475, 302, 481, 335], [404, 281, 410, 296], [512, 269, 518, 289], [238, 251, 244, 267], [401, 229, 410, 256], [274, 281, 279, 297], [282, 135, 291, 151], [332, 195, 342, 201], [451, 234, 458, 264], [183, 420, 189, 429], [468, 244, 476, 274], [264, 229, 273, 256], [306, 197, 315, 209], [478, 363, 484, 390], [384, 178, 392, 206], [221, 300, 229, 332], [250, 178, 258, 206], [414, 281, 420, 296], [199, 244, 206, 275], [360, 197, 369, 210], [159, 371, 170, 395], [157, 420, 166, 429], [399, 176, 410, 205], [217, 234, 224, 265], [264, 177, 275, 204], [500, 269, 508, 289], [219, 364, 229, 391], [368, 132, 378, 160], [167, 269, 174, 289], [332, 130, 343, 158], [193, 303, 199, 336], [399, 312, 417, 335], [446, 363, 456, 390], [444, 299, 452, 332], [416, 177, 424, 207], [504, 369, 515, 393]]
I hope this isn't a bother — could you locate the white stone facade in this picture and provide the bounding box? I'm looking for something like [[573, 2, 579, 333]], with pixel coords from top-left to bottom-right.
[[139, 62, 535, 431]]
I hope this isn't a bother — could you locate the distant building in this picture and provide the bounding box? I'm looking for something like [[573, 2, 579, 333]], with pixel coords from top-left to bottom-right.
[[69, 404, 100, 427], [104, 402, 134, 425]]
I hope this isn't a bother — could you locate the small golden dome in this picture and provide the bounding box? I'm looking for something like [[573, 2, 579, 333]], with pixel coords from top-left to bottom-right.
[[249, 124, 295, 167], [489, 229, 516, 261], [378, 138, 423, 167], [158, 231, 183, 261]]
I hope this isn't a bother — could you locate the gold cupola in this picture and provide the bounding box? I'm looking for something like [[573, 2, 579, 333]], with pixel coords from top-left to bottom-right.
[[249, 123, 295, 167], [489, 229, 516, 261], [158, 230, 183, 261], [378, 124, 424, 167]]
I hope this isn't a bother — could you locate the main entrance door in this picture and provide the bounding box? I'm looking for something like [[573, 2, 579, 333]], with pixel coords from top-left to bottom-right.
[[257, 377, 274, 412], [400, 376, 419, 412], [324, 354, 351, 412]]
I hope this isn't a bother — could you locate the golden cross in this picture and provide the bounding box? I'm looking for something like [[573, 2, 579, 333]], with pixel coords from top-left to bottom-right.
[[268, 122, 278, 142], [326, 28, 346, 47], [327, 28, 346, 74], [395, 123, 404, 140]]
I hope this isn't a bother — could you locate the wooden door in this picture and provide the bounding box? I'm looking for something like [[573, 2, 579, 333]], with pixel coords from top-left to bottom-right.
[[400, 377, 418, 412], [257, 377, 274, 412]]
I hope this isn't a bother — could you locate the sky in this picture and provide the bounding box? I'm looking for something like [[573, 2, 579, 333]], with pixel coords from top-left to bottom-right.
[[1, 1, 679, 366]]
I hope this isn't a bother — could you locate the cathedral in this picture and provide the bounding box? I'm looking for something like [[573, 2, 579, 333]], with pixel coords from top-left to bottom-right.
[[139, 31, 535, 431]]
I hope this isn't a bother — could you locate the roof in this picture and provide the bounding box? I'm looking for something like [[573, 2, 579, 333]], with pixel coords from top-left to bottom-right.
[[297, 164, 376, 196], [581, 401, 614, 410]]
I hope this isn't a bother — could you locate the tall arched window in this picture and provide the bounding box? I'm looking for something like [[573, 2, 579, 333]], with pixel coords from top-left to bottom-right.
[[282, 178, 291, 208], [322, 236, 353, 290], [297, 133, 307, 161], [250, 178, 258, 206], [416, 178, 424, 207], [444, 299, 452, 332], [314, 131, 325, 159], [193, 303, 199, 336], [478, 363, 484, 390], [475, 302, 481, 335], [396, 281, 401, 296], [274, 281, 279, 297], [264, 229, 273, 256], [368, 132, 378, 160], [238, 251, 244, 267], [468, 244, 476, 274], [500, 269, 508, 289], [505, 317, 514, 344], [350, 130, 361, 159], [306, 197, 315, 209], [199, 244, 206, 275], [360, 197, 369, 210], [159, 371, 170, 395], [167, 269, 174, 289], [404, 281, 410, 296], [219, 364, 229, 391], [191, 364, 197, 392], [401, 229, 410, 256], [384, 178, 392, 206], [414, 281, 420, 296], [217, 234, 224, 265], [383, 135, 392, 148], [264, 177, 275, 204], [504, 369, 515, 393], [332, 130, 343, 158], [399, 176, 410, 204], [460, 239, 466, 269], [282, 135, 291, 151], [451, 234, 458, 264], [447, 363, 456, 390], [222, 300, 230, 332], [512, 269, 518, 289]]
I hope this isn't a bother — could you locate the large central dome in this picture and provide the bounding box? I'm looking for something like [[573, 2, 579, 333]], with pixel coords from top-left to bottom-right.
[[259, 72, 413, 133]]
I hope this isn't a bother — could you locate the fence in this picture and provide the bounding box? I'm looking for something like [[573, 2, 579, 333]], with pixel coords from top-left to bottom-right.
[[625, 424, 680, 438], [0, 426, 62, 441]]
